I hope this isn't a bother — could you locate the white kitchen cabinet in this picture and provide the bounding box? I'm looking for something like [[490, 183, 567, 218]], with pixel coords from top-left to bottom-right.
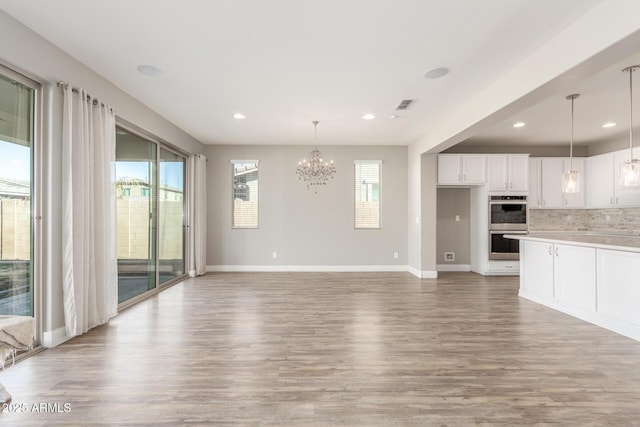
[[437, 154, 486, 185], [437, 155, 462, 185], [587, 152, 615, 208], [553, 244, 596, 311], [614, 150, 640, 207], [528, 158, 541, 208], [539, 158, 564, 208], [535, 157, 585, 208], [597, 249, 640, 328], [520, 240, 596, 311], [587, 149, 640, 207], [487, 155, 528, 193], [520, 240, 554, 300]]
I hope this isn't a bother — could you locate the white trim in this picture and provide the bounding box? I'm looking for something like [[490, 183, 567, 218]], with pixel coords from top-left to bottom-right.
[[421, 270, 438, 279], [42, 327, 71, 348], [353, 160, 383, 164], [230, 159, 260, 164], [437, 264, 471, 272], [407, 265, 422, 278], [207, 265, 409, 273]]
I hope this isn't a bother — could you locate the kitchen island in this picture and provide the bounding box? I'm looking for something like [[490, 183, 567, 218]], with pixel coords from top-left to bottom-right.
[[506, 232, 640, 342]]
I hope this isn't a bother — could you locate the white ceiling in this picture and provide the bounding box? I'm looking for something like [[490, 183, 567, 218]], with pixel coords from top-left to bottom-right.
[[0, 0, 621, 147]]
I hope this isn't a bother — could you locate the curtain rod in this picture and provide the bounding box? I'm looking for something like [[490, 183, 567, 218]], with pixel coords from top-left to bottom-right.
[[57, 81, 113, 112]]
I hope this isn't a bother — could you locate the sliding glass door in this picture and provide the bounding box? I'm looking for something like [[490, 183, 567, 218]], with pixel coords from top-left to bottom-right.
[[115, 128, 157, 303], [159, 148, 185, 284], [115, 125, 187, 305], [0, 67, 36, 318]]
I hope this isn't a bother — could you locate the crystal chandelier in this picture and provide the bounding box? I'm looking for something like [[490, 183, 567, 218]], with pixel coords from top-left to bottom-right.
[[296, 121, 336, 193]]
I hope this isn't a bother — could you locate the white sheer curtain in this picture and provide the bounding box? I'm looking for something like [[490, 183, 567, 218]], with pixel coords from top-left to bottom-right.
[[188, 154, 207, 276], [61, 84, 118, 337]]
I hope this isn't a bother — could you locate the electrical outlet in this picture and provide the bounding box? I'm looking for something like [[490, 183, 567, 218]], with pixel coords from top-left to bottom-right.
[[455, 215, 460, 222], [444, 252, 455, 262], [393, 252, 399, 259], [272, 251, 278, 259]]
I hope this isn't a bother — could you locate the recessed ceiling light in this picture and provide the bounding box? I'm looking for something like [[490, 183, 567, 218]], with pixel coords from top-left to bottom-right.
[[362, 114, 375, 120], [424, 67, 450, 79], [136, 64, 162, 77], [390, 115, 398, 119], [602, 122, 616, 128], [233, 113, 246, 119], [513, 122, 526, 128]]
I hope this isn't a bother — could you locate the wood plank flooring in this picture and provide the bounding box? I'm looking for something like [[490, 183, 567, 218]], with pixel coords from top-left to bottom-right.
[[2, 272, 640, 425]]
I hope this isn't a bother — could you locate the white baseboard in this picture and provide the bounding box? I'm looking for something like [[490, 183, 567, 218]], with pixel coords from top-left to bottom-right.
[[437, 264, 471, 272], [42, 326, 71, 348], [207, 265, 409, 273], [421, 270, 438, 279]]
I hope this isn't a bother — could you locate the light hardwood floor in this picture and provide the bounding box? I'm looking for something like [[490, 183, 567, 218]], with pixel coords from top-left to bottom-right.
[[2, 272, 640, 425]]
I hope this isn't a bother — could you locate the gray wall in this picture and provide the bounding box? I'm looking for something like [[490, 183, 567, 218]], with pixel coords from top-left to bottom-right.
[[206, 145, 408, 267], [420, 154, 438, 274], [0, 11, 205, 339], [436, 188, 470, 266]]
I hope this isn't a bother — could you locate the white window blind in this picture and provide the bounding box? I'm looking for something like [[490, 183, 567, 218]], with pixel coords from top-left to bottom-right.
[[354, 161, 381, 229], [231, 160, 259, 228]]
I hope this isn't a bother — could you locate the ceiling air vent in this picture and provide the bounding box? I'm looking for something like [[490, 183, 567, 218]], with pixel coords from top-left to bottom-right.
[[395, 99, 416, 111]]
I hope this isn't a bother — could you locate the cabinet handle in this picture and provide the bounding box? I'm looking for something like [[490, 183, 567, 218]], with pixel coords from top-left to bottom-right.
[[537, 198, 541, 206], [548, 246, 553, 255], [504, 182, 507, 190], [463, 174, 467, 181], [542, 199, 545, 206], [610, 197, 614, 206], [509, 182, 513, 189], [616, 197, 619, 205], [564, 199, 568, 206], [555, 247, 559, 257]]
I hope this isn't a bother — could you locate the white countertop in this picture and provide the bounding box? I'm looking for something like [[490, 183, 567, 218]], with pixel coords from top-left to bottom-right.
[[504, 232, 640, 253]]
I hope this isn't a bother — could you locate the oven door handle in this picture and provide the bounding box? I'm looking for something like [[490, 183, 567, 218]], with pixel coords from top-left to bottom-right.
[[489, 200, 527, 205]]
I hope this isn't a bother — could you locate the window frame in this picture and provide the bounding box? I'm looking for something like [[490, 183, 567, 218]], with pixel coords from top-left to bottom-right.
[[354, 160, 382, 230], [231, 159, 260, 229]]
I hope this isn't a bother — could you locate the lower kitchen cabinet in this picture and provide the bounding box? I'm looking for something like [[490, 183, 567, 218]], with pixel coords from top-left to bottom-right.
[[553, 244, 596, 311], [518, 236, 640, 342], [597, 249, 640, 327], [520, 240, 554, 300], [520, 241, 596, 309]]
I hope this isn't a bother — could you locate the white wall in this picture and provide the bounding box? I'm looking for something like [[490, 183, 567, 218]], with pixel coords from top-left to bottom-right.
[[206, 145, 407, 269], [0, 11, 205, 343]]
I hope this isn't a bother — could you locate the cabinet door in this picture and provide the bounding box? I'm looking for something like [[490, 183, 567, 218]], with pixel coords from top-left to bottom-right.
[[521, 240, 554, 300], [437, 155, 462, 185], [508, 155, 529, 192], [540, 158, 564, 208], [562, 158, 585, 208], [587, 153, 614, 208], [597, 249, 640, 326], [487, 155, 508, 191], [614, 149, 640, 206], [528, 158, 541, 208], [462, 155, 486, 184], [554, 244, 596, 311]]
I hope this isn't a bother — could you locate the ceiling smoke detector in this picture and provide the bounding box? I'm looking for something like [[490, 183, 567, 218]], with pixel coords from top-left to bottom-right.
[[424, 67, 450, 79]]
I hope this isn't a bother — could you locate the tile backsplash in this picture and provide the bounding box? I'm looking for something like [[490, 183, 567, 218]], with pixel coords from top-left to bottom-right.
[[529, 208, 640, 234]]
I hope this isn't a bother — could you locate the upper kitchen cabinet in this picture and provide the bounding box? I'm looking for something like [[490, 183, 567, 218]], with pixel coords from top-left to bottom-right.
[[487, 154, 528, 193], [530, 157, 585, 209], [437, 154, 486, 185], [587, 149, 640, 207]]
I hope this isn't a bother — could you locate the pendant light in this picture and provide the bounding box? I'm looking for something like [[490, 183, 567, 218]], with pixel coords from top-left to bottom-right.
[[563, 94, 580, 193], [620, 65, 640, 189]]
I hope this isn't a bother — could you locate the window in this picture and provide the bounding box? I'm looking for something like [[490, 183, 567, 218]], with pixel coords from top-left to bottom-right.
[[232, 160, 259, 228], [354, 161, 381, 229]]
